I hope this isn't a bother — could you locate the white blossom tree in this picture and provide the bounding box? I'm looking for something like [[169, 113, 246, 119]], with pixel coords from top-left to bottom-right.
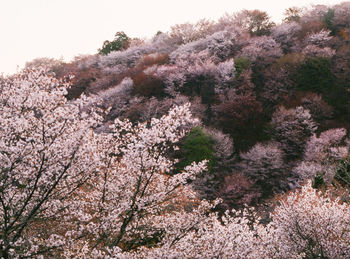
[[0, 69, 212, 257], [240, 36, 283, 63], [302, 45, 336, 58], [120, 209, 272, 259], [304, 30, 333, 47], [270, 106, 317, 159], [240, 142, 286, 196], [0, 68, 103, 258], [271, 22, 301, 53], [269, 182, 350, 258], [169, 19, 216, 44], [294, 128, 349, 184], [60, 103, 215, 257]]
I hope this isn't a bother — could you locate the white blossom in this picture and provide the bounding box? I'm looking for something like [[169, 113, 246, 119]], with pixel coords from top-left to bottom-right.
[[0, 68, 103, 257]]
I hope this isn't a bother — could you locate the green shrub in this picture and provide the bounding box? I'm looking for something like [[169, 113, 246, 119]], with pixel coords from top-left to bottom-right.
[[323, 8, 337, 35], [297, 57, 335, 93], [297, 57, 350, 115], [313, 173, 326, 189], [334, 156, 350, 189], [234, 56, 251, 77], [181, 74, 217, 105], [175, 127, 215, 173], [98, 31, 130, 55]]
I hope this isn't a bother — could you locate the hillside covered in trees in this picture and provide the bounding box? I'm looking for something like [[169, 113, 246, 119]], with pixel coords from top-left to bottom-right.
[[1, 2, 350, 258]]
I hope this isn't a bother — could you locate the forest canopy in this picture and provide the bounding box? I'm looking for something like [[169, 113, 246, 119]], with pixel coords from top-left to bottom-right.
[[2, 2, 350, 258]]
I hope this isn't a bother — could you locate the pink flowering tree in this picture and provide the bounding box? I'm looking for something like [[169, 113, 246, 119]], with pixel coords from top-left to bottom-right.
[[0, 68, 103, 258], [271, 22, 301, 53], [0, 69, 211, 257], [294, 128, 349, 184], [121, 209, 272, 259], [240, 142, 286, 197], [240, 36, 283, 63], [269, 182, 350, 258], [63, 104, 212, 257], [270, 106, 317, 159]]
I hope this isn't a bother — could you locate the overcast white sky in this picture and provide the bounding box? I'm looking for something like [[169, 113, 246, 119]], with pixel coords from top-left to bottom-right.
[[0, 0, 345, 75]]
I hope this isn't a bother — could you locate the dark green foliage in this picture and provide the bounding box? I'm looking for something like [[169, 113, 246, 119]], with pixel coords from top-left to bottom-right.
[[234, 56, 251, 78], [334, 157, 350, 189], [182, 74, 217, 104], [313, 173, 326, 189], [297, 57, 350, 117], [200, 83, 216, 105], [251, 62, 266, 92], [323, 85, 350, 116], [297, 57, 335, 93], [174, 127, 215, 173], [323, 8, 337, 35], [98, 31, 130, 55]]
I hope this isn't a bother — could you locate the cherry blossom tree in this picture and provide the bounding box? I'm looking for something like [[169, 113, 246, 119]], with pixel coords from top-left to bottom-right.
[[61, 103, 215, 257], [0, 68, 103, 258], [271, 22, 301, 53], [302, 44, 336, 58], [239, 36, 283, 63], [120, 209, 272, 259], [332, 2, 350, 32], [206, 29, 246, 61], [270, 106, 317, 159], [240, 142, 286, 197], [169, 19, 216, 44], [269, 182, 350, 258], [0, 69, 212, 257], [294, 128, 349, 184], [300, 93, 333, 123], [304, 30, 333, 47]]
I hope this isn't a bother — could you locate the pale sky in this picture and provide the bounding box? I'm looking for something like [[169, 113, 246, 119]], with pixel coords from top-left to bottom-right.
[[0, 0, 345, 75]]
